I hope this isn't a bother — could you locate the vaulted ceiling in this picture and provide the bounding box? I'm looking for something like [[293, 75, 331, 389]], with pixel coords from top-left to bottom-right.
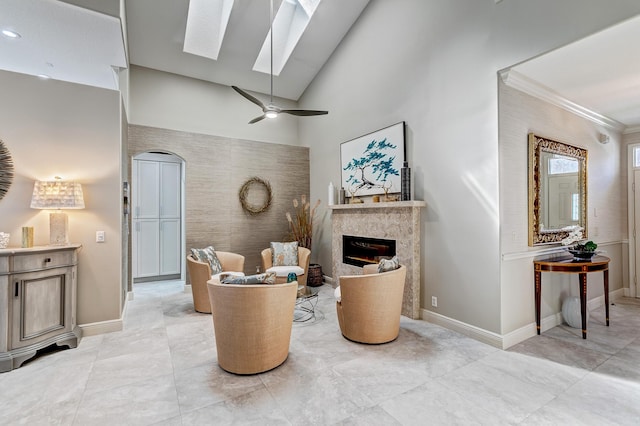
[[0, 1, 638, 129]]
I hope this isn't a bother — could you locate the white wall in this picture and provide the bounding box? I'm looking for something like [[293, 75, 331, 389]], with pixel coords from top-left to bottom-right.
[[128, 66, 300, 146], [0, 70, 123, 326], [499, 81, 626, 338], [298, 0, 640, 336]]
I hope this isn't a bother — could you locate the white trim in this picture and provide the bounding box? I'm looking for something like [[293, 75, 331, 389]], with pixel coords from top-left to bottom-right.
[[628, 143, 640, 298], [421, 309, 503, 349], [80, 289, 131, 336], [422, 288, 625, 350], [323, 275, 335, 287], [500, 70, 625, 132], [183, 283, 192, 294], [624, 126, 640, 135], [80, 318, 123, 336]]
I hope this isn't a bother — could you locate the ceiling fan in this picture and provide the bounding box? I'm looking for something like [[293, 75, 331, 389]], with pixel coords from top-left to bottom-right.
[[232, 0, 328, 124]]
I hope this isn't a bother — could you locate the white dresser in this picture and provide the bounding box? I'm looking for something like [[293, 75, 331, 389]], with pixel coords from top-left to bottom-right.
[[0, 244, 81, 372]]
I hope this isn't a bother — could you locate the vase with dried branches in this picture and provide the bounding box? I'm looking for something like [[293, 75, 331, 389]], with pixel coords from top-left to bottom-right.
[[285, 195, 321, 250]]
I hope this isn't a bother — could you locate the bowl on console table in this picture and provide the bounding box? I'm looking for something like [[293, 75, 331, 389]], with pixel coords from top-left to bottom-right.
[[568, 249, 597, 261]]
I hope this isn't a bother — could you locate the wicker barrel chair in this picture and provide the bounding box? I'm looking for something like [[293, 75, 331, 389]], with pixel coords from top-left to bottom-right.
[[186, 251, 244, 313], [207, 278, 298, 374]]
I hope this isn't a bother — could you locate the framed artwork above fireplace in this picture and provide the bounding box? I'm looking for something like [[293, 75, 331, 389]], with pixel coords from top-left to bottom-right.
[[340, 122, 405, 197]]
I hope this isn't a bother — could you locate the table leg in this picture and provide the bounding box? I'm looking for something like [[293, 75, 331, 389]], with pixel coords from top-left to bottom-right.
[[604, 269, 610, 327], [579, 272, 587, 339], [535, 270, 541, 335]]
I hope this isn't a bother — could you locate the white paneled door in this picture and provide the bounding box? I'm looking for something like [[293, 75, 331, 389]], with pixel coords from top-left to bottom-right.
[[133, 154, 183, 280]]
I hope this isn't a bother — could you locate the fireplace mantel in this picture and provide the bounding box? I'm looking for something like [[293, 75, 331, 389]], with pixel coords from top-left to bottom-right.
[[329, 200, 426, 210], [330, 200, 425, 319]]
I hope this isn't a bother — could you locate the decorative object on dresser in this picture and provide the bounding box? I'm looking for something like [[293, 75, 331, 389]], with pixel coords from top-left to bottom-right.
[[341, 121, 405, 199], [0, 244, 82, 372], [21, 226, 34, 248], [0, 139, 14, 201], [30, 177, 85, 245]]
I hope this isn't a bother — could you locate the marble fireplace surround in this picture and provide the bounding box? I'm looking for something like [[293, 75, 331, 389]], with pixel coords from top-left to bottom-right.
[[330, 201, 426, 319]]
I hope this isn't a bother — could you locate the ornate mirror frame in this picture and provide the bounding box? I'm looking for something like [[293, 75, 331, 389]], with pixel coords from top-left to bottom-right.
[[528, 133, 588, 246]]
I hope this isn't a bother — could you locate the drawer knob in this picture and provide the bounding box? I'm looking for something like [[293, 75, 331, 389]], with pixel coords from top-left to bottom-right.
[[44, 258, 51, 263]]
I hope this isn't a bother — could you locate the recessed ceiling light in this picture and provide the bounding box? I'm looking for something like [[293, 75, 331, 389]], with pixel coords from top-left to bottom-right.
[[2, 29, 21, 39]]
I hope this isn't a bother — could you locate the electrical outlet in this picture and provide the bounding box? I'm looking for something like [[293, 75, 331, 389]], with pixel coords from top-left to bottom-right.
[[96, 231, 105, 243], [431, 296, 438, 307]]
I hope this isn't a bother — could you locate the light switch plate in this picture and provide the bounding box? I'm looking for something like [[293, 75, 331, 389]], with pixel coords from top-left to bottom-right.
[[96, 231, 105, 243]]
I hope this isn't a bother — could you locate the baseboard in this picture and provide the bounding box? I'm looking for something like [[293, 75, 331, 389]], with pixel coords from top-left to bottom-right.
[[184, 283, 192, 294], [420, 309, 503, 349], [79, 318, 123, 336], [323, 275, 335, 287], [79, 291, 130, 337], [422, 288, 626, 350]]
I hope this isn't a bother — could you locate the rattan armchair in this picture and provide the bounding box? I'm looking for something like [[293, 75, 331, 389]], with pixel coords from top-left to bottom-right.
[[186, 251, 244, 313], [336, 264, 407, 344], [261, 246, 311, 287], [207, 278, 298, 374]]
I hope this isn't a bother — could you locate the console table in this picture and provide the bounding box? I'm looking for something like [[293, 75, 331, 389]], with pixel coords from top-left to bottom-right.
[[0, 244, 82, 372], [533, 255, 610, 339]]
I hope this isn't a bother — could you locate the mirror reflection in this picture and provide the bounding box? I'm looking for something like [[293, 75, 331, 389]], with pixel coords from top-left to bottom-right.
[[528, 133, 587, 246]]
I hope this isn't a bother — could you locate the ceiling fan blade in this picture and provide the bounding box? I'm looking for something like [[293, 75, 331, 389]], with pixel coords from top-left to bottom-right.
[[232, 86, 266, 109], [280, 109, 329, 117], [249, 114, 266, 124]]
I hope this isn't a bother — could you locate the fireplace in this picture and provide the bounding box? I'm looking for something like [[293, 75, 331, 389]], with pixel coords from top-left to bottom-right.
[[342, 235, 396, 267], [330, 201, 426, 319]]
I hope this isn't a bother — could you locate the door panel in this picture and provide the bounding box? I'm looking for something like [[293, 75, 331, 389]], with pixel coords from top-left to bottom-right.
[[160, 219, 181, 275], [134, 219, 160, 277], [136, 160, 160, 219], [160, 162, 181, 219]]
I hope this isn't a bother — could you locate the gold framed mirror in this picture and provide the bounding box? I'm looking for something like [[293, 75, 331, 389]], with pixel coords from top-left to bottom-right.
[[528, 133, 587, 246]]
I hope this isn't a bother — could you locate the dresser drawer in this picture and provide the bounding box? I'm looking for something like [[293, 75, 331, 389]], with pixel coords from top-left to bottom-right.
[[11, 250, 76, 272]]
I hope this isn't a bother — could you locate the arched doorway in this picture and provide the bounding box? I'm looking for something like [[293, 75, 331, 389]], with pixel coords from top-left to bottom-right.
[[131, 151, 186, 283]]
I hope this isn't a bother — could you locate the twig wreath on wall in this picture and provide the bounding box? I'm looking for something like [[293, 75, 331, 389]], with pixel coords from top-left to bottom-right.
[[0, 139, 14, 201], [340, 121, 405, 198], [239, 176, 272, 215]]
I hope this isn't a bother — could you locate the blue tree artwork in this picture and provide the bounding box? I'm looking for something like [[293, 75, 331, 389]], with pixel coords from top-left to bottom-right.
[[340, 122, 405, 197]]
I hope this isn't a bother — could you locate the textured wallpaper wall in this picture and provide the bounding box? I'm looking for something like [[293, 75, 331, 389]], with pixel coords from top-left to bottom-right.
[[128, 124, 310, 280]]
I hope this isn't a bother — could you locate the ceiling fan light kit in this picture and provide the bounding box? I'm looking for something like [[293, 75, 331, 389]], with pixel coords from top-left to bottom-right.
[[232, 0, 328, 124]]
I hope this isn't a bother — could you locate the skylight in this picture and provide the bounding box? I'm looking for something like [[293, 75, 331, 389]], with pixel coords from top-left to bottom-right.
[[183, 0, 234, 60], [253, 0, 322, 76]]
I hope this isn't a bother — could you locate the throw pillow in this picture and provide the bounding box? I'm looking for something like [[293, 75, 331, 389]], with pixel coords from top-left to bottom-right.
[[190, 246, 223, 275], [220, 271, 277, 285], [377, 255, 400, 273], [271, 241, 299, 266]]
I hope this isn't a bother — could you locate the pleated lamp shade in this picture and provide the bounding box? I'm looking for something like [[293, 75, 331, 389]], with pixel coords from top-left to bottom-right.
[[30, 180, 85, 245]]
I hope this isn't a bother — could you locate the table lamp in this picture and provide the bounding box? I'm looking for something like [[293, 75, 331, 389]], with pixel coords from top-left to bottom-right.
[[30, 177, 85, 245]]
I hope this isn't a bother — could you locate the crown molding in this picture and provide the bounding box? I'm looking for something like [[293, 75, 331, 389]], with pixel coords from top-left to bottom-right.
[[624, 125, 640, 135], [500, 69, 626, 132]]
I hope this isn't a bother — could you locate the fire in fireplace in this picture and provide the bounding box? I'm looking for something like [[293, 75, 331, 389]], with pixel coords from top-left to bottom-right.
[[342, 235, 396, 267]]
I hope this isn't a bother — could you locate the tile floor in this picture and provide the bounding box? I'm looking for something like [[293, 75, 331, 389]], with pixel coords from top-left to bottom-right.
[[1, 281, 639, 425]]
